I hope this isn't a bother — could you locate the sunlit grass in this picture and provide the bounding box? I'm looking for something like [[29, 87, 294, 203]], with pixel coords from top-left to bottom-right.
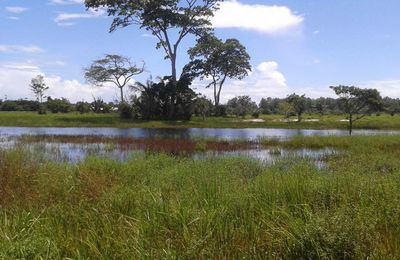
[[1, 111, 400, 129]]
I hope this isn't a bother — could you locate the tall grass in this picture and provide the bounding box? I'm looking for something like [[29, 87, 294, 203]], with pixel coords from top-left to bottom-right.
[[0, 136, 400, 258]]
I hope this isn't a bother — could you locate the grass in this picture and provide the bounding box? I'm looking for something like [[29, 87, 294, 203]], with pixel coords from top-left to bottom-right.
[[1, 111, 400, 129], [1, 135, 400, 258]]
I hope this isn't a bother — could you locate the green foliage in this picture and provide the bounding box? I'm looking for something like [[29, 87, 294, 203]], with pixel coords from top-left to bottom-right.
[[30, 75, 49, 104], [193, 96, 213, 120], [185, 34, 252, 106], [91, 97, 112, 114], [118, 102, 133, 119], [331, 85, 383, 134], [286, 93, 307, 122], [85, 0, 220, 80], [46, 97, 72, 113], [133, 75, 197, 120], [75, 101, 92, 114], [227, 96, 258, 118], [84, 54, 144, 103]]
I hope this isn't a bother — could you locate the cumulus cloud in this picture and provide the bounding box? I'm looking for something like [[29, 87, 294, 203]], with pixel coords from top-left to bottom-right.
[[0, 62, 117, 102], [212, 0, 303, 35], [195, 61, 289, 103], [54, 8, 106, 26], [0, 45, 44, 54], [362, 80, 400, 98], [5, 6, 29, 14]]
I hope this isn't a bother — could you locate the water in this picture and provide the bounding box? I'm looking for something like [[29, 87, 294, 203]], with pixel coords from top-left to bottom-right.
[[1, 126, 397, 165], [1, 127, 400, 140]]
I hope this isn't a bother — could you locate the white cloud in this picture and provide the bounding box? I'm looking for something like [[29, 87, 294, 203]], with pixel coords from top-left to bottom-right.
[[54, 8, 106, 26], [49, 0, 84, 5], [5, 6, 29, 14], [0, 45, 44, 54], [0, 62, 117, 102], [6, 16, 20, 20], [212, 0, 303, 35], [362, 80, 400, 98], [196, 61, 289, 103]]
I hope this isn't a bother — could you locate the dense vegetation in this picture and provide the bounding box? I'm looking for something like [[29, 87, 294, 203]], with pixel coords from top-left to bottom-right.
[[1, 135, 400, 258]]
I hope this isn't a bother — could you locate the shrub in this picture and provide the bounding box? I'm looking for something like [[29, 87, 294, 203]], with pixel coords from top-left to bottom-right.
[[119, 103, 133, 119]]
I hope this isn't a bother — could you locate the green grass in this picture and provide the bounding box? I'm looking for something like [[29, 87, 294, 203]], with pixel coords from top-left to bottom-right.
[[1, 111, 400, 129], [1, 135, 400, 258]]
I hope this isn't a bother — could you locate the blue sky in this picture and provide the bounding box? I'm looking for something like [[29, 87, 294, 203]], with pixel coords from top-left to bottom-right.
[[1, 0, 399, 102]]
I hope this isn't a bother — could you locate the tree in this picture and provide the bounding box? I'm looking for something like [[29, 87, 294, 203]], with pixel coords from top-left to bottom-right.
[[227, 96, 257, 118], [84, 54, 144, 103], [194, 96, 213, 120], [286, 93, 307, 122], [132, 75, 197, 120], [278, 101, 295, 119], [30, 75, 49, 104], [185, 34, 251, 107], [330, 86, 383, 135], [85, 0, 220, 82]]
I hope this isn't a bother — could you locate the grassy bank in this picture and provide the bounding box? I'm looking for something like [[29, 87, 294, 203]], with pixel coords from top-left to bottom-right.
[[1, 111, 400, 129], [1, 136, 400, 258]]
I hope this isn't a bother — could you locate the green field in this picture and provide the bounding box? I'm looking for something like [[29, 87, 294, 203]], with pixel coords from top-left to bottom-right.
[[1, 135, 400, 258], [1, 111, 400, 129]]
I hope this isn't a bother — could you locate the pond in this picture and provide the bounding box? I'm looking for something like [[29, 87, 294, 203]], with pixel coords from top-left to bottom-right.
[[1, 127, 398, 166], [1, 127, 400, 140]]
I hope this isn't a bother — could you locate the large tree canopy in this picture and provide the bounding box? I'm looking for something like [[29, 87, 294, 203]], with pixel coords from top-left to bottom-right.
[[331, 85, 383, 135], [185, 34, 251, 107], [85, 0, 221, 81], [84, 54, 144, 103]]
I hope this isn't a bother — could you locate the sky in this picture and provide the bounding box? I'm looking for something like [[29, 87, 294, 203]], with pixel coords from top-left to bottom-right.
[[0, 0, 400, 103]]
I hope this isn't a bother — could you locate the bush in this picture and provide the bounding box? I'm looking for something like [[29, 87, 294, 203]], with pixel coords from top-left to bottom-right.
[[119, 103, 133, 119], [47, 98, 72, 113], [252, 111, 260, 118], [75, 102, 91, 114]]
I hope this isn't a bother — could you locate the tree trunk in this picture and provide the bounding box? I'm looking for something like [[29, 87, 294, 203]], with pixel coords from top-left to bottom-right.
[[297, 113, 302, 123], [120, 87, 124, 103], [213, 83, 219, 107], [171, 53, 177, 83]]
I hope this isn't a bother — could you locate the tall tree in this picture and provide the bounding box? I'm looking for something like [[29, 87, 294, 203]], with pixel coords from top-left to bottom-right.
[[331, 86, 383, 135], [186, 34, 251, 107], [84, 0, 221, 82], [286, 93, 307, 122], [30, 75, 49, 104], [84, 54, 144, 103]]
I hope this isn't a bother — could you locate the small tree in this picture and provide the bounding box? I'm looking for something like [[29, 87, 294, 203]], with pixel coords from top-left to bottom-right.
[[84, 54, 144, 103], [330, 86, 383, 135], [286, 93, 307, 122], [186, 34, 251, 108], [30, 75, 49, 104]]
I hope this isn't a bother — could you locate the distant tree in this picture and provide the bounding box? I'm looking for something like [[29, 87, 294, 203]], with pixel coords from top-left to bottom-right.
[[84, 54, 144, 103], [47, 97, 72, 113], [286, 93, 307, 122], [75, 101, 92, 114], [227, 96, 257, 118], [194, 96, 213, 120], [331, 86, 383, 135], [91, 97, 112, 113], [30, 75, 49, 104], [186, 34, 251, 108], [85, 0, 220, 82], [278, 101, 295, 119]]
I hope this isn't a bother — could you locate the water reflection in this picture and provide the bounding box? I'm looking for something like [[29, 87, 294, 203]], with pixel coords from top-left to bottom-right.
[[1, 127, 400, 140]]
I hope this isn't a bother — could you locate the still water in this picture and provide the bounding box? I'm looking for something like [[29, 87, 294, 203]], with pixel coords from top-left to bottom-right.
[[1, 127, 400, 140]]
